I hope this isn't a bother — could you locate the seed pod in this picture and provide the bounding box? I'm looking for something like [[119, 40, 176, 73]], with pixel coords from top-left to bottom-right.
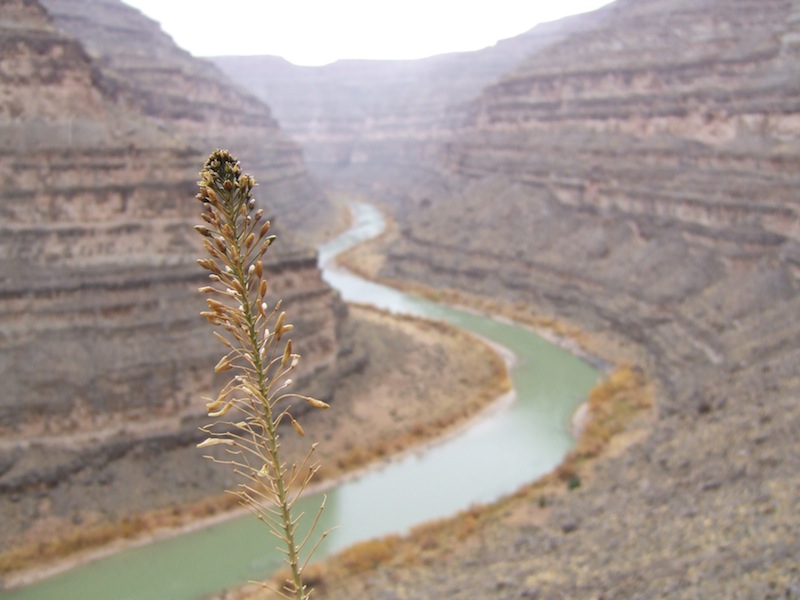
[[304, 397, 330, 410], [208, 401, 235, 418], [281, 340, 293, 368], [291, 418, 305, 437], [214, 356, 233, 373], [275, 312, 286, 340], [213, 331, 235, 349], [196, 437, 235, 448], [230, 279, 245, 295], [203, 240, 219, 257], [204, 395, 225, 411], [197, 258, 221, 274], [259, 279, 267, 298], [206, 298, 227, 313], [199, 311, 220, 323]]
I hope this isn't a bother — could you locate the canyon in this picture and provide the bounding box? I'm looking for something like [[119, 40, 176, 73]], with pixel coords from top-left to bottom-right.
[[216, 0, 800, 597], [1, 0, 798, 596]]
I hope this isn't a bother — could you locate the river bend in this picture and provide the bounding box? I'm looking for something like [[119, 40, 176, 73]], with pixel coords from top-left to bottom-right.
[[3, 202, 598, 600]]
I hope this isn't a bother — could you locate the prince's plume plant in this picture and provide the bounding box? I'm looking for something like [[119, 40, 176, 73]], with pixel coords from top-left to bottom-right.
[[194, 150, 329, 600]]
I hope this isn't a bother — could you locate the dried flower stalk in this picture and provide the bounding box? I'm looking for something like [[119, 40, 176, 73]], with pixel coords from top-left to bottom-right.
[[194, 149, 329, 600]]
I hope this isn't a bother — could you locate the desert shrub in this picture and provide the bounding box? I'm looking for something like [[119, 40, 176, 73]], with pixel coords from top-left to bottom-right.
[[335, 536, 401, 575]]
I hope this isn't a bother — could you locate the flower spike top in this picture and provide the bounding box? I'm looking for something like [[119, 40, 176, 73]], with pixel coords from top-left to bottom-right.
[[197, 149, 255, 205]]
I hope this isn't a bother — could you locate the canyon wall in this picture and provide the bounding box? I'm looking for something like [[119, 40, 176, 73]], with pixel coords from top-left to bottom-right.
[[39, 0, 330, 235], [388, 0, 800, 407], [0, 0, 348, 556], [225, 0, 800, 596], [381, 9, 800, 592]]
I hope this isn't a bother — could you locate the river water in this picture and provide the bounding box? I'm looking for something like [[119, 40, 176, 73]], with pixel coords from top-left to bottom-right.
[[3, 202, 598, 600]]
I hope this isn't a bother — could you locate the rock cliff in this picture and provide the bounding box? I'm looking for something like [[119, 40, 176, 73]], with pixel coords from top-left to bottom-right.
[[39, 0, 330, 235], [224, 0, 800, 596], [0, 0, 345, 559]]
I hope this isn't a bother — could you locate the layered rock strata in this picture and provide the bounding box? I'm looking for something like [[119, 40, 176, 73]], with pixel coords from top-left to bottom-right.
[[350, 0, 800, 596], [0, 0, 344, 559], [226, 0, 800, 596], [39, 0, 331, 236]]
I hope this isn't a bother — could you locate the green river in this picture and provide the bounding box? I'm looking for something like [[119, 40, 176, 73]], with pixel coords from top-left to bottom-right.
[[2, 202, 599, 599]]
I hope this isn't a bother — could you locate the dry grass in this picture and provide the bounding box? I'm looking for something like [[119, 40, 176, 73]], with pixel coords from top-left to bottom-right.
[[572, 365, 652, 459]]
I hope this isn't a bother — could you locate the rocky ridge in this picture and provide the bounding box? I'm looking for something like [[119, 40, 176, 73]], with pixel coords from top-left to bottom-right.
[[225, 0, 800, 597]]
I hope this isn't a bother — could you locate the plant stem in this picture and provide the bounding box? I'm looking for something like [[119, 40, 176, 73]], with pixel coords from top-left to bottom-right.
[[229, 202, 306, 600]]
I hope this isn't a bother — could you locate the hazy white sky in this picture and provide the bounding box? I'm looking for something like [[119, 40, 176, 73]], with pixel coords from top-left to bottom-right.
[[122, 0, 613, 65]]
